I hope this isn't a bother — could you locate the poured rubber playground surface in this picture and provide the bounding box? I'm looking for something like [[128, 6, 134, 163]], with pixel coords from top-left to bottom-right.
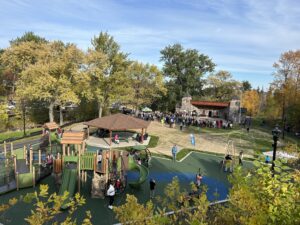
[[0, 152, 252, 225]]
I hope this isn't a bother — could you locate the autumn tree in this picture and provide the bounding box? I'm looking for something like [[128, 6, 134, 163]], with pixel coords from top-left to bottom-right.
[[16, 41, 85, 124], [160, 44, 215, 106], [242, 90, 260, 116], [114, 177, 210, 224], [0, 185, 92, 225], [213, 160, 300, 225], [126, 61, 166, 113], [90, 32, 130, 117], [272, 50, 300, 135], [1, 41, 43, 96]]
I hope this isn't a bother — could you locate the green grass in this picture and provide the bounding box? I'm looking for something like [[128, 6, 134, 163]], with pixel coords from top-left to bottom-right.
[[0, 128, 42, 143], [148, 135, 159, 148], [176, 148, 193, 161]]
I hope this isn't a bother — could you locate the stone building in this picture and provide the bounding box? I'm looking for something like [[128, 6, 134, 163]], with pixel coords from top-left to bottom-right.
[[176, 96, 242, 123]]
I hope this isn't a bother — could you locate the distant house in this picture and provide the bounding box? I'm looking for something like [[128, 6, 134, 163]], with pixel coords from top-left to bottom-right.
[[176, 96, 242, 123]]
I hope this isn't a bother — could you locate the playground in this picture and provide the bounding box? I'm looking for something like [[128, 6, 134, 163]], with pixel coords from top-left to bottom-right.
[[0, 149, 252, 225], [0, 115, 256, 225]]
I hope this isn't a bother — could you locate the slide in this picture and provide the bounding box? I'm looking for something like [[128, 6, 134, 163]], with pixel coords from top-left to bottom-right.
[[58, 168, 77, 209], [128, 156, 149, 189]]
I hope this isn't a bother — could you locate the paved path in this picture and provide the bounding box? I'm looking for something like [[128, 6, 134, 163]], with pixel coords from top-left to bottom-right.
[[0, 138, 41, 153]]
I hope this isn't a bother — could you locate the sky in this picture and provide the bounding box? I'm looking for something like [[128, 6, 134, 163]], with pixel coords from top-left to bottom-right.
[[0, 0, 299, 89]]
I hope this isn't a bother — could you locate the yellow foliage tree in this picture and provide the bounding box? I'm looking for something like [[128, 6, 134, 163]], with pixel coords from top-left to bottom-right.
[[242, 90, 260, 116]]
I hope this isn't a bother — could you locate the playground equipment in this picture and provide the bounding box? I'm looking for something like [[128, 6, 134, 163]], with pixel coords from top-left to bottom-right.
[[128, 156, 149, 188], [221, 140, 236, 172], [126, 145, 151, 189], [0, 141, 52, 194]]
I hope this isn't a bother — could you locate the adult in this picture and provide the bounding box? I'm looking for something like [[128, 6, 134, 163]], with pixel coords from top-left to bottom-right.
[[171, 144, 178, 162], [239, 151, 244, 165], [107, 183, 116, 209], [150, 178, 156, 199]]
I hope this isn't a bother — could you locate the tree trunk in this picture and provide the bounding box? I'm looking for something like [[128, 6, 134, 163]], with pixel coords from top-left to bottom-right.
[[98, 102, 103, 118], [59, 106, 64, 126], [49, 102, 54, 122]]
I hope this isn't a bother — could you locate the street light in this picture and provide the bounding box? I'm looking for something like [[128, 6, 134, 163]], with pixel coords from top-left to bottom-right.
[[271, 124, 281, 172]]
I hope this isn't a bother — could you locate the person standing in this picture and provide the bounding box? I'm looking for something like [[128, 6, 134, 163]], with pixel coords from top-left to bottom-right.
[[171, 144, 178, 162], [149, 178, 156, 199], [196, 173, 203, 189], [107, 183, 115, 209], [97, 151, 102, 170], [239, 151, 244, 165]]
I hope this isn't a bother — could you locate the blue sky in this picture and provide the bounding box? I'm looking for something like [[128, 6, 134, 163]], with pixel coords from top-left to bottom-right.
[[1, 0, 299, 89]]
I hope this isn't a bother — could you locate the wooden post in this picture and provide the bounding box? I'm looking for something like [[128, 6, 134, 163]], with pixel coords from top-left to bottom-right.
[[67, 145, 70, 156], [11, 142, 14, 155], [49, 130, 52, 148], [94, 154, 97, 172], [78, 156, 80, 193], [38, 150, 41, 165], [16, 172, 19, 191], [30, 148, 33, 173], [4, 141, 7, 157], [87, 126, 90, 138], [109, 130, 112, 146], [82, 141, 86, 153], [63, 144, 65, 156], [32, 166, 35, 187], [14, 156, 17, 174], [78, 145, 81, 156], [23, 146, 26, 160]]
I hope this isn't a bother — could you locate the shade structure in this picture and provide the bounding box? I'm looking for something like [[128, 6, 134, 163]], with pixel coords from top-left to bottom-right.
[[142, 107, 152, 112], [83, 113, 151, 131], [60, 131, 85, 145], [43, 122, 59, 130]]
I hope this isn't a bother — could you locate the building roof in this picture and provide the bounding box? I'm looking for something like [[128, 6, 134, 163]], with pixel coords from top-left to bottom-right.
[[83, 113, 151, 130], [191, 101, 229, 109], [60, 131, 85, 145], [43, 122, 59, 130]]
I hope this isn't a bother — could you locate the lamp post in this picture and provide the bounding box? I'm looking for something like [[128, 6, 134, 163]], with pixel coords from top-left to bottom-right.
[[271, 125, 281, 172]]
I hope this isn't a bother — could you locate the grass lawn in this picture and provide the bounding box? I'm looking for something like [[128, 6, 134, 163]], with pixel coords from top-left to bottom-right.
[[0, 128, 42, 143], [147, 135, 159, 148]]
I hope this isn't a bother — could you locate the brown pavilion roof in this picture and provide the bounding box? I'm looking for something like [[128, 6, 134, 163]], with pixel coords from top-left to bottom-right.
[[191, 101, 229, 109], [83, 113, 151, 130]]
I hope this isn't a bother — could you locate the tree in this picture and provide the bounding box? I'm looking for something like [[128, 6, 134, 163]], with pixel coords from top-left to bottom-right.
[[242, 80, 252, 91], [126, 61, 166, 113], [114, 177, 210, 224], [90, 32, 130, 117], [16, 41, 85, 124], [160, 44, 215, 103], [213, 160, 300, 225], [0, 103, 8, 130], [0, 185, 92, 225], [10, 31, 47, 45], [242, 90, 260, 116], [272, 50, 300, 137], [205, 70, 241, 101], [1, 41, 43, 96]]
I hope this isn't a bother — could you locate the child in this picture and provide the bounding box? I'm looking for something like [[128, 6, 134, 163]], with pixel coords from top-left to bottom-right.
[[196, 173, 203, 188]]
